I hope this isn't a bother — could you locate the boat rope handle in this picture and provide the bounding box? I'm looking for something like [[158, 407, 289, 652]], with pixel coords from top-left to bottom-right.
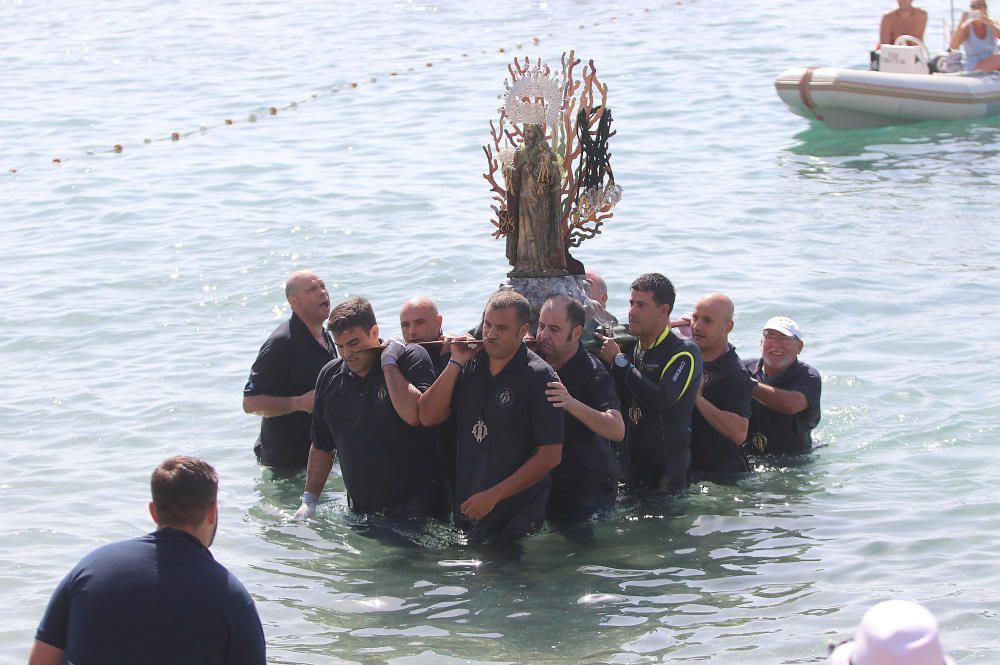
[[798, 67, 825, 122]]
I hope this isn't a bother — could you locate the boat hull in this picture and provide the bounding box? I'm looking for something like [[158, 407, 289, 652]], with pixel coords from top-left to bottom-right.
[[775, 67, 1000, 130]]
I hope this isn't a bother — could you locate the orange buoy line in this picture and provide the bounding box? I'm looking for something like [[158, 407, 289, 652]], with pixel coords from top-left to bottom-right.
[[5, 8, 661, 176]]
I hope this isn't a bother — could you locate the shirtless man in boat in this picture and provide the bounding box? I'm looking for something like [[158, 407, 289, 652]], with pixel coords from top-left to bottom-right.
[[880, 0, 928, 45]]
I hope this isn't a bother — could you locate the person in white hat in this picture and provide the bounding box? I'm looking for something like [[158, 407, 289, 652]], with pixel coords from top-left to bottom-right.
[[742, 316, 821, 455], [828, 599, 955, 665]]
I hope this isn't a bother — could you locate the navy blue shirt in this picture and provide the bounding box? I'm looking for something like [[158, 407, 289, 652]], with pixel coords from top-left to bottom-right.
[[690, 345, 752, 474], [35, 528, 265, 665], [548, 343, 621, 517], [452, 344, 564, 541], [244, 312, 336, 467], [311, 344, 449, 517], [743, 357, 822, 454], [613, 328, 703, 492]]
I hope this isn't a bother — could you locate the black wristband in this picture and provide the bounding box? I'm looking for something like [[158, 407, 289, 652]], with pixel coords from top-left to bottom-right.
[[448, 358, 464, 371]]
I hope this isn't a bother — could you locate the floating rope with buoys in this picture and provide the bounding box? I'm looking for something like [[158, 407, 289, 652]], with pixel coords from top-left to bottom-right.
[[5, 8, 667, 176]]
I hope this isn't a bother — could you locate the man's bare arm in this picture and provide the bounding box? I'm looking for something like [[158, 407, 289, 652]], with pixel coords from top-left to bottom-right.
[[304, 445, 335, 496], [460, 444, 562, 521], [383, 365, 422, 426], [28, 641, 64, 665], [547, 380, 624, 442], [695, 395, 749, 445], [751, 382, 808, 415], [243, 391, 314, 417]]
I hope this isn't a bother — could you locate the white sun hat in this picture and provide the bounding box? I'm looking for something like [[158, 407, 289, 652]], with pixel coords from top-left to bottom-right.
[[828, 600, 955, 665]]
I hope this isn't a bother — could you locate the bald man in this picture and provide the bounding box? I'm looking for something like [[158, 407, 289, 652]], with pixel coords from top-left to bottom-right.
[[688, 293, 753, 475], [243, 271, 336, 467], [399, 296, 448, 375], [585, 269, 619, 326]]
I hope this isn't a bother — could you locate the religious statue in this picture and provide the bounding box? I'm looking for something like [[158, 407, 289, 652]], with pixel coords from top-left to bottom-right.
[[506, 124, 567, 278]]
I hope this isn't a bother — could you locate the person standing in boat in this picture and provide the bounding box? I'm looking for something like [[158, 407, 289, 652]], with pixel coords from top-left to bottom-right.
[[419, 290, 564, 543], [243, 271, 336, 468], [595, 273, 702, 493], [880, 0, 928, 45], [535, 296, 624, 522], [951, 1, 1000, 71], [293, 297, 449, 520], [29, 456, 266, 665], [743, 317, 822, 456], [688, 293, 754, 476]]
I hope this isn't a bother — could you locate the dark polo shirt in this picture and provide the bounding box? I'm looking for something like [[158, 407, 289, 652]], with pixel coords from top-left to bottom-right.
[[690, 345, 752, 474], [743, 357, 822, 455], [548, 343, 621, 517], [35, 528, 265, 665], [311, 344, 448, 518], [244, 312, 336, 467], [613, 328, 703, 492], [452, 344, 563, 541]]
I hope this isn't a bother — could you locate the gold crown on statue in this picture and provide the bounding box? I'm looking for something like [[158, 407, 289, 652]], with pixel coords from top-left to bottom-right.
[[499, 64, 564, 127]]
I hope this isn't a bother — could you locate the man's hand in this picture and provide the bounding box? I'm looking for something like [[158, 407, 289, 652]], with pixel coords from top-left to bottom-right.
[[293, 491, 318, 521], [594, 333, 621, 365], [296, 390, 316, 414], [546, 379, 576, 410], [381, 338, 406, 367], [448, 334, 482, 366], [460, 489, 499, 522]]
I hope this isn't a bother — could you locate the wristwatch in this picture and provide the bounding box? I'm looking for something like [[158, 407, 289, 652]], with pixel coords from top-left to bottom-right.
[[614, 353, 630, 369]]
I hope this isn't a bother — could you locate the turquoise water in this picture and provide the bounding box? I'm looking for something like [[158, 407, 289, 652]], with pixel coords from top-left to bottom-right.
[[3, 0, 1000, 662]]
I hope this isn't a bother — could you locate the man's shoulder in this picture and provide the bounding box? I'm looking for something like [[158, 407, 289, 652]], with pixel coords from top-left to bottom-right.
[[525, 347, 557, 380], [793, 359, 822, 383], [316, 358, 347, 386], [742, 356, 762, 373]]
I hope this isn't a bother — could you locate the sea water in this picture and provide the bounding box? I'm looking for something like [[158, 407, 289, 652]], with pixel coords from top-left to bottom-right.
[[3, 0, 999, 662]]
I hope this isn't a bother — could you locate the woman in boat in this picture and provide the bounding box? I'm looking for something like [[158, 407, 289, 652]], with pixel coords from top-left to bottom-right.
[[950, 0, 1000, 71]]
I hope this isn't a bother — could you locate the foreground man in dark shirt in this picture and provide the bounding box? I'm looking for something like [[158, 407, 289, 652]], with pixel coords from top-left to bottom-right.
[[294, 297, 449, 520], [596, 273, 702, 493], [30, 456, 266, 665], [419, 290, 564, 543], [536, 295, 624, 521], [688, 293, 753, 475], [243, 271, 336, 467], [743, 316, 822, 455]]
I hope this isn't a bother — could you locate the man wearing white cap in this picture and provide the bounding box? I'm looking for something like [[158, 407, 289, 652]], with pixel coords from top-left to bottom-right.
[[828, 599, 954, 664], [742, 316, 821, 455]]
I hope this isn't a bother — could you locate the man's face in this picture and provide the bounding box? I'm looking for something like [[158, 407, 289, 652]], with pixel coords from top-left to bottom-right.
[[536, 304, 580, 363], [482, 305, 527, 360], [690, 299, 732, 353], [760, 329, 803, 372], [399, 303, 442, 343], [333, 325, 380, 376], [289, 274, 330, 326], [627, 289, 669, 338]]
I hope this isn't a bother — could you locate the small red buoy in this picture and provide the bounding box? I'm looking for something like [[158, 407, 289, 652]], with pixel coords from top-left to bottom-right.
[[171, 132, 180, 141], [113, 144, 123, 153], [9, 168, 17, 173], [53, 158, 62, 164], [351, 82, 358, 88], [225, 118, 233, 125], [269, 107, 277, 115]]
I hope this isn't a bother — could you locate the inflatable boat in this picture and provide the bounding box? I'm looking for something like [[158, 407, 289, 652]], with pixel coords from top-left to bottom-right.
[[775, 67, 1000, 130]]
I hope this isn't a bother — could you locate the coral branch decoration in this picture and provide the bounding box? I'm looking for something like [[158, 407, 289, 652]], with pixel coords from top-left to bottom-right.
[[482, 52, 622, 256]]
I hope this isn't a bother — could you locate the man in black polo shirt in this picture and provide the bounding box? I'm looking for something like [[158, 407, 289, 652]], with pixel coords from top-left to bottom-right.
[[743, 316, 822, 455], [535, 295, 624, 521], [419, 290, 563, 543], [596, 273, 702, 493], [688, 293, 753, 475], [399, 296, 449, 376], [29, 456, 265, 665], [243, 271, 336, 467], [293, 297, 449, 520]]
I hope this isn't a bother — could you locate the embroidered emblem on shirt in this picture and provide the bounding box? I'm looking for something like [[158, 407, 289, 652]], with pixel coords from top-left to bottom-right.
[[629, 406, 642, 424], [376, 385, 388, 403], [472, 418, 489, 443], [752, 431, 768, 452], [496, 388, 513, 407]]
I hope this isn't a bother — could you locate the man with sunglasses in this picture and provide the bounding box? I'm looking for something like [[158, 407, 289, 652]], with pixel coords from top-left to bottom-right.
[[743, 317, 822, 455]]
